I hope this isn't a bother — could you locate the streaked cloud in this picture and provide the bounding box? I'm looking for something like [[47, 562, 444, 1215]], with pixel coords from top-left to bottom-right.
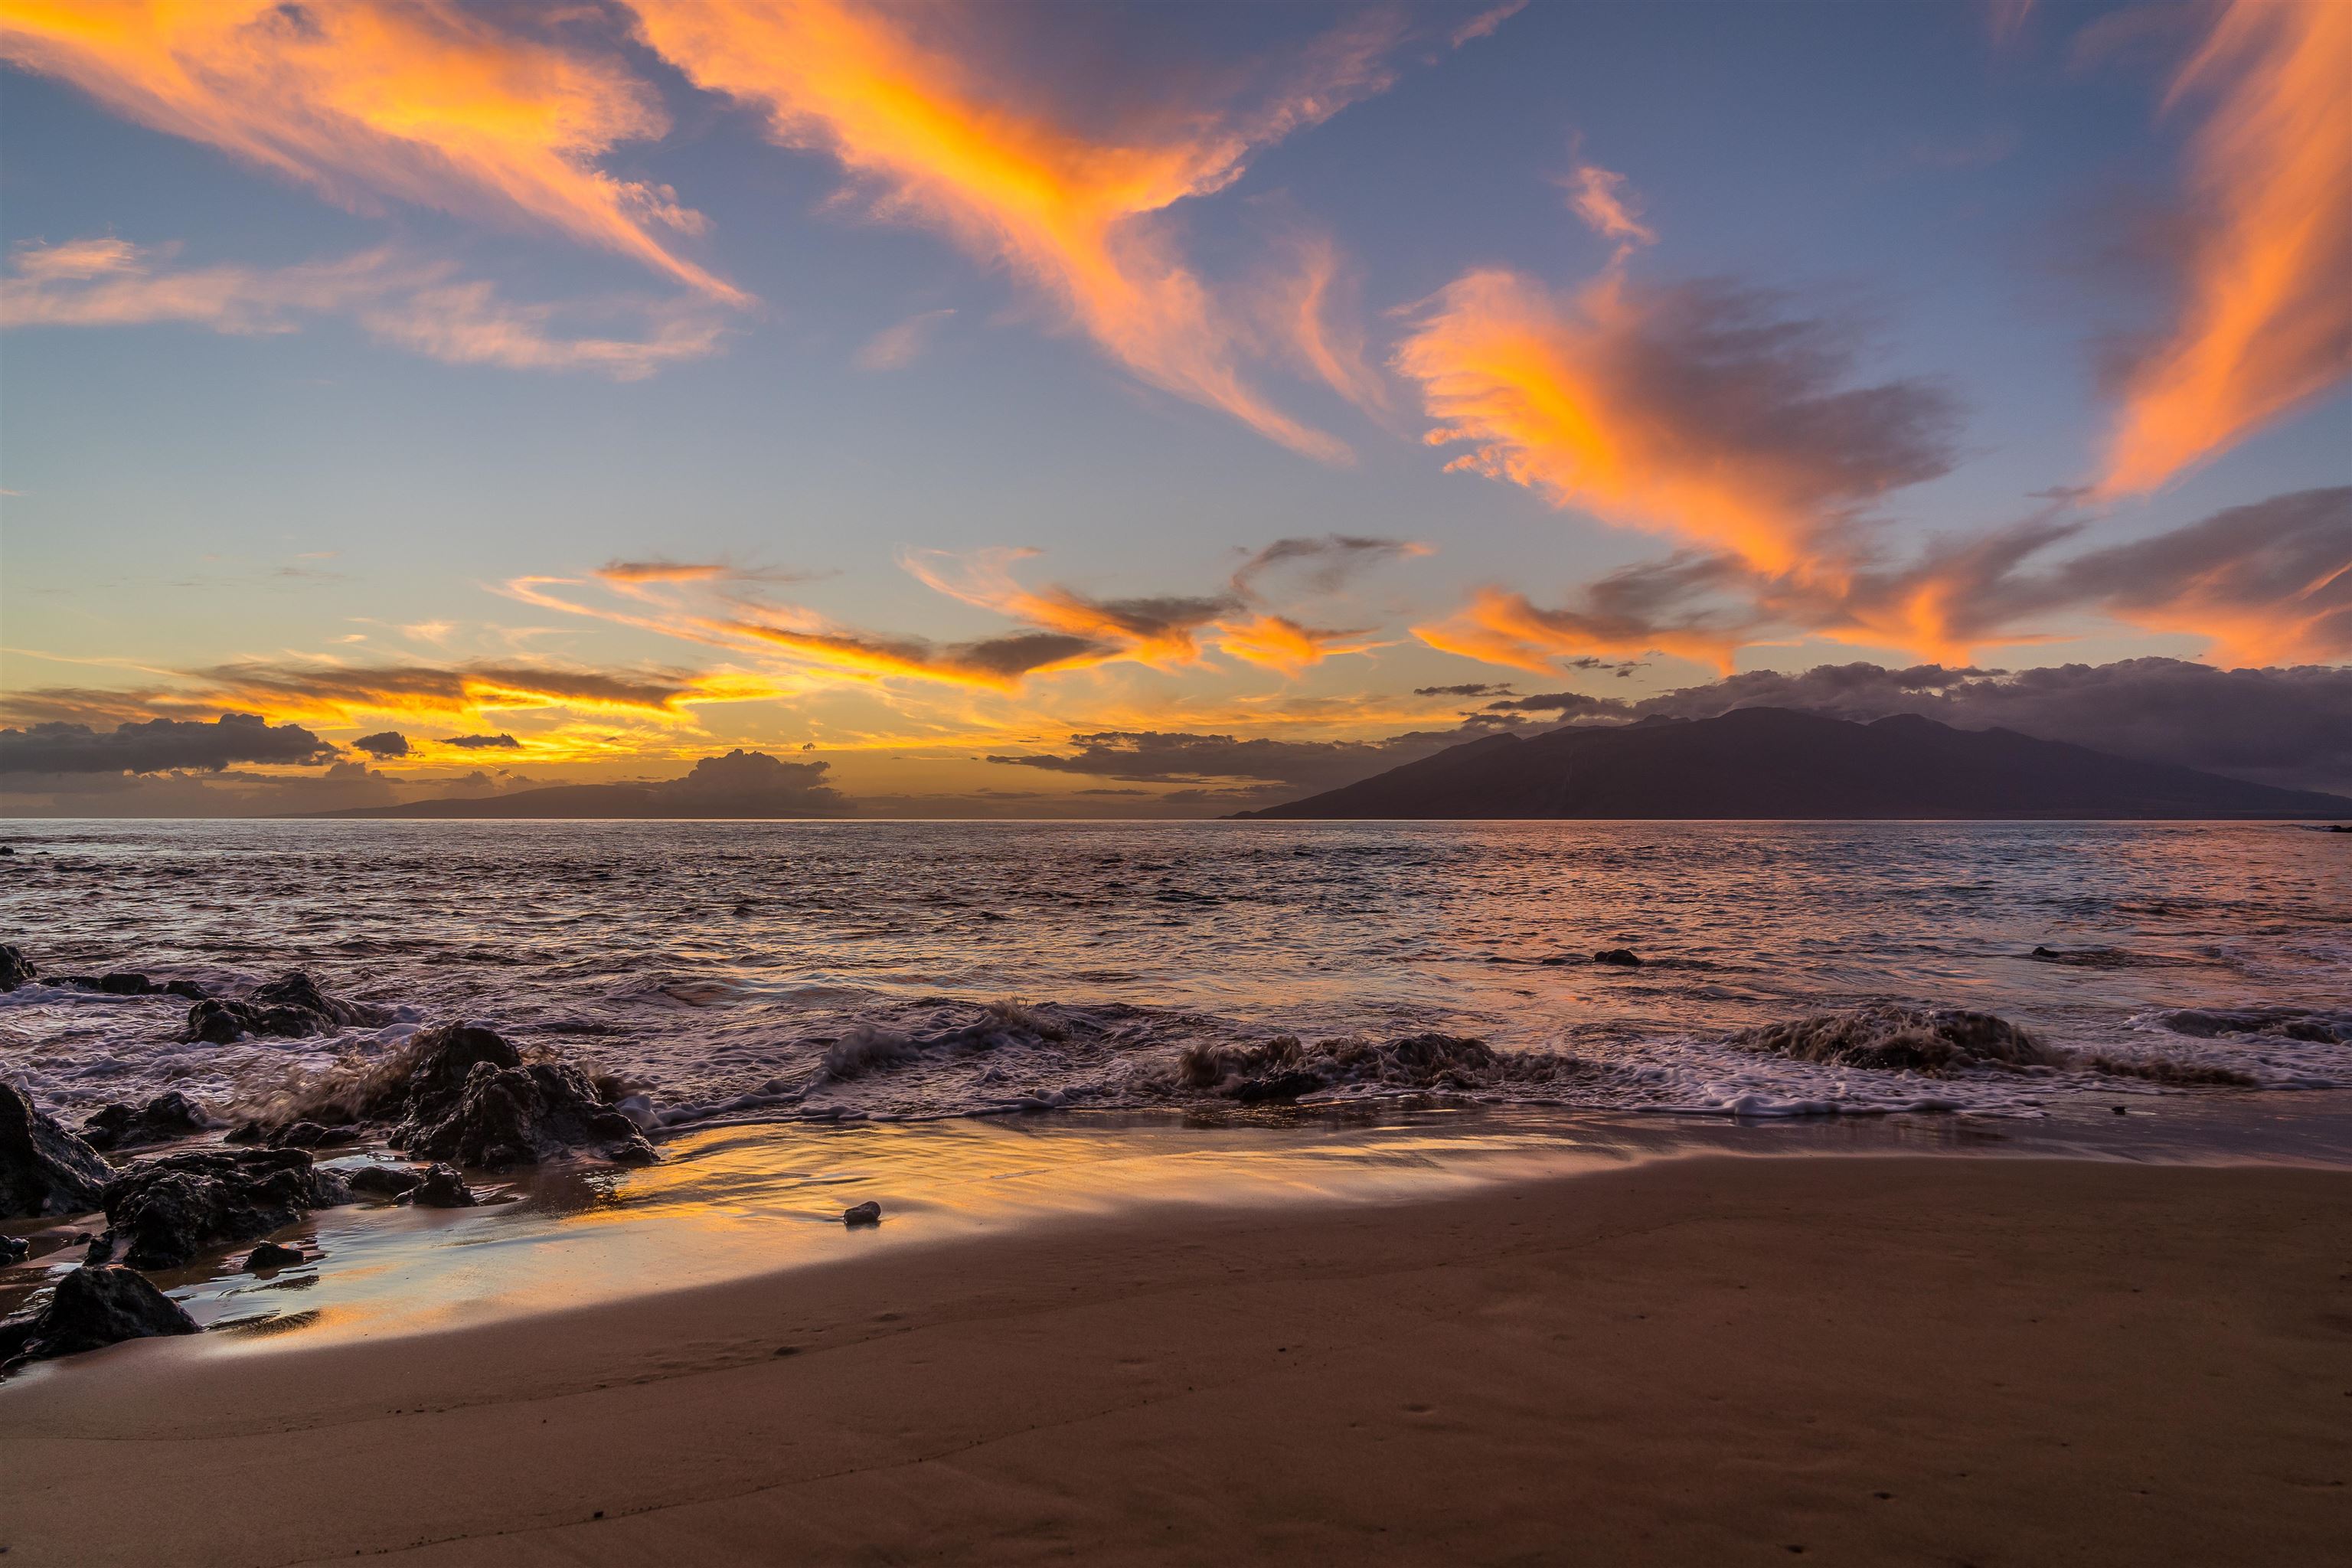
[[1418, 487, 2350, 671], [2, 237, 725, 379], [0, 0, 743, 302], [2099, 0, 2351, 493], [1396, 270, 1957, 578], [854, 306, 956, 371], [1414, 555, 1759, 675], [1230, 534, 1430, 596], [629, 0, 1409, 459], [439, 732, 521, 750]]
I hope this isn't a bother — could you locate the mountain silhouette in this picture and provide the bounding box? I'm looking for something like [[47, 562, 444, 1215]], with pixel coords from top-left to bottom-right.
[[1236, 708, 2352, 820]]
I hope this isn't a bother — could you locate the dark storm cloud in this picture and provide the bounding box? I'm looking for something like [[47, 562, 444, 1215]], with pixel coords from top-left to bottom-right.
[[0, 713, 337, 774]]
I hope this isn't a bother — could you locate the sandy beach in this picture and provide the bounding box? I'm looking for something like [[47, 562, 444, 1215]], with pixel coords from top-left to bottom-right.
[[3, 1152, 2347, 1566]]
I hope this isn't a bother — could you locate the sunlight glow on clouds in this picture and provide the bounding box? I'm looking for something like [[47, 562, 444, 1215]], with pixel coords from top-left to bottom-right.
[[629, 0, 1404, 460], [0, 0, 744, 302], [2100, 0, 2352, 494]]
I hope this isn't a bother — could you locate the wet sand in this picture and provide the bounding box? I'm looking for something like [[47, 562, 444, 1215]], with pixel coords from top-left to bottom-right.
[[3, 1154, 2348, 1566]]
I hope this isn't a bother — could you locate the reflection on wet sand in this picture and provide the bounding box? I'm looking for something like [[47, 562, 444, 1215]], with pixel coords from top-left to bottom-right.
[[11, 1096, 2341, 1352]]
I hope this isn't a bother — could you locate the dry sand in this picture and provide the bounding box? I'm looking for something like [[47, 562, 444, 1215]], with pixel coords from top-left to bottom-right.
[[3, 1154, 2348, 1566]]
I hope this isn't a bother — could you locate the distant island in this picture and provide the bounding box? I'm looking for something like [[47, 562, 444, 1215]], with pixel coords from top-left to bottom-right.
[[1236, 708, 2352, 820], [311, 750, 848, 820]]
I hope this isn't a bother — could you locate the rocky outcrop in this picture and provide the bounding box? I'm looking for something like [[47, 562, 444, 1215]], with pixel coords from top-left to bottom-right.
[[100, 1148, 347, 1269], [378, 1024, 655, 1170], [180, 971, 387, 1045], [80, 1091, 211, 1152], [1, 1083, 111, 1220], [0, 944, 38, 991], [842, 1200, 881, 1226], [405, 1164, 477, 1207], [1, 1266, 198, 1365], [1592, 948, 1642, 967]]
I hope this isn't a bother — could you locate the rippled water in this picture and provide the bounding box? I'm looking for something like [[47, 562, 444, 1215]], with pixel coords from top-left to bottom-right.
[[2, 819, 2347, 1125]]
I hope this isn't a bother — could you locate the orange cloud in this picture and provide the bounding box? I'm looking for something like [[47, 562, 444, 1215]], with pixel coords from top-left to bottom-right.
[[1, 237, 724, 378], [1211, 613, 1381, 675], [2100, 0, 2352, 493], [1394, 270, 1955, 581], [900, 547, 1233, 669], [629, 0, 1396, 459], [1415, 577, 1748, 675], [0, 1, 743, 302]]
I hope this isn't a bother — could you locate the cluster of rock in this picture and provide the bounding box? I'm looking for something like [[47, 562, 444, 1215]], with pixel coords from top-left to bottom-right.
[[1735, 1005, 2058, 1073], [182, 970, 389, 1045], [3, 995, 658, 1368], [228, 1022, 658, 1169], [0, 943, 207, 1001]]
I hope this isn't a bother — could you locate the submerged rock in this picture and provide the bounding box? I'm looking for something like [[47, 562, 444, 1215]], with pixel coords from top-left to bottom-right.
[[100, 1148, 348, 1269], [1, 1083, 112, 1220], [80, 1091, 211, 1152], [842, 1200, 881, 1226], [1, 1265, 199, 1364], [1592, 948, 1643, 968], [1736, 1006, 2056, 1073], [1174, 1031, 1500, 1100], [244, 1240, 305, 1271], [83, 1230, 116, 1266], [1, 1235, 27, 1263], [179, 970, 387, 1045], [387, 1026, 655, 1170], [404, 1164, 477, 1208], [0, 944, 34, 992]]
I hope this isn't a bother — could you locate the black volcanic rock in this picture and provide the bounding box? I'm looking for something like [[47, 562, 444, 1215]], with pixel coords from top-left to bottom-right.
[[0, 943, 36, 991], [1, 1083, 111, 1220], [81, 1091, 211, 1152], [1736, 1006, 2056, 1073], [1237, 707, 2352, 820], [2, 1266, 198, 1364], [180, 970, 387, 1044], [100, 1148, 348, 1269], [404, 1163, 477, 1207], [345, 1164, 426, 1200], [393, 1057, 656, 1170]]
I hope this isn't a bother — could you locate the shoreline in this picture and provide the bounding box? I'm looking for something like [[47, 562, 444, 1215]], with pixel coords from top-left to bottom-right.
[[5, 1150, 2350, 1564]]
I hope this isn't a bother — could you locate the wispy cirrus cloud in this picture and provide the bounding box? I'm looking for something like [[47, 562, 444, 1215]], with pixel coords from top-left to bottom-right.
[[2, 237, 726, 379], [1396, 270, 1957, 579], [627, 0, 1416, 459], [2099, 0, 2352, 493], [0, 0, 743, 302], [854, 307, 956, 371]]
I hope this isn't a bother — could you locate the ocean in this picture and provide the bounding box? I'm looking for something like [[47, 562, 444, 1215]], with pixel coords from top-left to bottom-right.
[[5, 818, 2347, 1127]]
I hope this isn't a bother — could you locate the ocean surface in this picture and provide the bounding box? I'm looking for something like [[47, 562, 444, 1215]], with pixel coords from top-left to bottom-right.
[[4, 818, 2348, 1129]]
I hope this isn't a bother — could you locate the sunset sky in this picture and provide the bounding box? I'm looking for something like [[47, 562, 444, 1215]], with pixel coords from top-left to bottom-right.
[[2, 0, 2346, 815]]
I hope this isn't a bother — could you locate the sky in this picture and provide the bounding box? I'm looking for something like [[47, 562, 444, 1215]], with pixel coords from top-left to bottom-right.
[[1, 0, 2347, 815]]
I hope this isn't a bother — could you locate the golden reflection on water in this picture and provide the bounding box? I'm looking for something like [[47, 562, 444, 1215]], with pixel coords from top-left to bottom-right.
[[10, 1097, 2333, 1355]]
